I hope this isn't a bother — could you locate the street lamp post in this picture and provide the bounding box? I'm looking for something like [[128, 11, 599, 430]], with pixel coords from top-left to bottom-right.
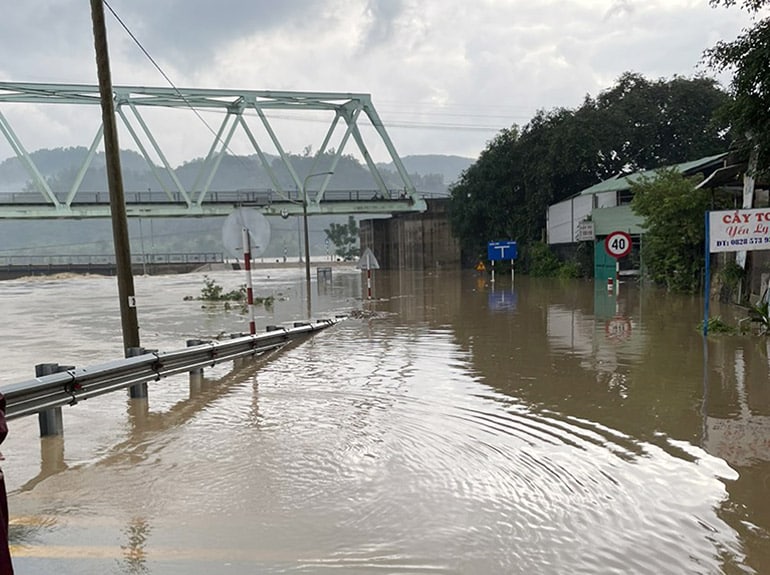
[[302, 171, 333, 289]]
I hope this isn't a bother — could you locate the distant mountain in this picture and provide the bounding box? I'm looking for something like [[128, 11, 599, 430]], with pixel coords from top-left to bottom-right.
[[380, 154, 475, 186], [0, 148, 475, 257]]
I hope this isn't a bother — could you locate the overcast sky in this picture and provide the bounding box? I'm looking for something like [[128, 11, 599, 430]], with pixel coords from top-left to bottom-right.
[[0, 0, 760, 165]]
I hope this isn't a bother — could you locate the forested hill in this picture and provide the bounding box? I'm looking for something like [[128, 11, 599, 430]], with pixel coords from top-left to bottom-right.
[[0, 148, 474, 259], [0, 148, 474, 196], [377, 155, 474, 187]]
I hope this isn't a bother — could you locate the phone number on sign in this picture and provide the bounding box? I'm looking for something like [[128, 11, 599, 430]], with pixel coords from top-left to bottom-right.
[[714, 237, 770, 248]]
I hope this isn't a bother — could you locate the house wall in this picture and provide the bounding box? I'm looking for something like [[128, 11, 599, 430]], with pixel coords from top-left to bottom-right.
[[547, 195, 595, 245]]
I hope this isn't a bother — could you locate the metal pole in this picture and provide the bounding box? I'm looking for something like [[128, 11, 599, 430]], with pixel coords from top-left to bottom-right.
[[367, 268, 372, 299], [302, 192, 311, 287], [242, 228, 256, 335], [139, 218, 147, 275], [704, 211, 711, 336], [302, 171, 333, 316], [90, 0, 140, 353]]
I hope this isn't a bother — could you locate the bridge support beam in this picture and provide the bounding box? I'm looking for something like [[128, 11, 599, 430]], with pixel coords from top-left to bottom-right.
[[359, 198, 460, 270]]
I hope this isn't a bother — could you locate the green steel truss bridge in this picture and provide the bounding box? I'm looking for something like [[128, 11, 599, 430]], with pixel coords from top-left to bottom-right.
[[0, 82, 427, 219]]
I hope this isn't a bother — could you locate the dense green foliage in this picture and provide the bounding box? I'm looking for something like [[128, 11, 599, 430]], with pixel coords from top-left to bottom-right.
[[195, 276, 274, 310], [706, 0, 770, 176], [630, 170, 711, 293], [522, 241, 583, 278], [449, 73, 730, 267], [324, 215, 360, 260], [199, 276, 247, 301]]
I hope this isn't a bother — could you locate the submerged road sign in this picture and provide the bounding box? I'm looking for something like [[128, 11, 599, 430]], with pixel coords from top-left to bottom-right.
[[356, 248, 380, 270], [604, 231, 632, 259], [487, 241, 518, 261]]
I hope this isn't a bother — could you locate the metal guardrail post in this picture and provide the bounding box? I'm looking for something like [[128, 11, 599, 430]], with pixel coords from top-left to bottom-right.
[[34, 363, 71, 436], [127, 348, 149, 399], [186, 339, 207, 395]]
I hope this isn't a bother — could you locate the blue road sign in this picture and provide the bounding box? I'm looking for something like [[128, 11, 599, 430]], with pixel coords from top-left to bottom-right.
[[489, 289, 518, 312], [487, 241, 518, 262]]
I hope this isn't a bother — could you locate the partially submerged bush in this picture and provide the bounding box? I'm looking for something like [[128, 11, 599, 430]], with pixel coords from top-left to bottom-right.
[[187, 276, 274, 310], [701, 316, 736, 334]]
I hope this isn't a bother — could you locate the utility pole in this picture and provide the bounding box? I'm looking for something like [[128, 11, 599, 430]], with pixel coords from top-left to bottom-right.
[[90, 0, 140, 353]]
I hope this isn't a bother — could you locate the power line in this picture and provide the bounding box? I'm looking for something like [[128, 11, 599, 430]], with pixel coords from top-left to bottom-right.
[[102, 0, 256, 173]]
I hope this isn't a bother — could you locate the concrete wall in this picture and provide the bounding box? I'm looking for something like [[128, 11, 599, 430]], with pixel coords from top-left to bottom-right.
[[359, 198, 461, 270]]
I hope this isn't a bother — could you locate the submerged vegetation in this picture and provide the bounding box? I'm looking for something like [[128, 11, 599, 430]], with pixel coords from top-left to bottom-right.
[[185, 276, 275, 311]]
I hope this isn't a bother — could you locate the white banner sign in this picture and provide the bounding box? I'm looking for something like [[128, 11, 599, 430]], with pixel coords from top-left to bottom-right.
[[709, 209, 770, 253]]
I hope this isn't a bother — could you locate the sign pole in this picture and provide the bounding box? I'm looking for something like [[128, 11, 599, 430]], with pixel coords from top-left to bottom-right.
[[491, 261, 495, 284], [367, 268, 372, 299], [242, 228, 256, 335], [704, 211, 710, 336]]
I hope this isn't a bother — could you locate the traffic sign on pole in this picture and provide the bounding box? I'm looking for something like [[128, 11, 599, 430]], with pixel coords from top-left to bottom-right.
[[604, 231, 632, 259], [487, 241, 518, 262]]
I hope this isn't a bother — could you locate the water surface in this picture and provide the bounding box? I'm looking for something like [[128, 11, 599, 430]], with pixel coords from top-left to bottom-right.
[[1, 268, 768, 574]]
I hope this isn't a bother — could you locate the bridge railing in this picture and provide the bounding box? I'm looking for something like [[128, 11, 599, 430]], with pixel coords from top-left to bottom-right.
[[0, 318, 341, 430], [0, 188, 418, 206], [0, 252, 223, 267]]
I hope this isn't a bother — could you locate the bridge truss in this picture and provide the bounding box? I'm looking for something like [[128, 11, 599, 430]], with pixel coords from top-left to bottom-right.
[[0, 82, 426, 219]]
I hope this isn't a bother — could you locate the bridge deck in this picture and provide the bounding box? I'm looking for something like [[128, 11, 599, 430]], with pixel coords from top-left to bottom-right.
[[0, 189, 424, 218]]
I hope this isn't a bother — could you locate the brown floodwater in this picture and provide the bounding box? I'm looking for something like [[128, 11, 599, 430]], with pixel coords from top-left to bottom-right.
[[1, 267, 768, 574]]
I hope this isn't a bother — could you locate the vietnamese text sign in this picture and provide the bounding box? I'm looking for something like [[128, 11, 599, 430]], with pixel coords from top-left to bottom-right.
[[576, 220, 595, 242], [709, 209, 770, 253]]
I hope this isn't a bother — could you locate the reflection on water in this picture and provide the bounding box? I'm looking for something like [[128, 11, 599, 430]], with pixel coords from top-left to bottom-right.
[[1, 268, 769, 573]]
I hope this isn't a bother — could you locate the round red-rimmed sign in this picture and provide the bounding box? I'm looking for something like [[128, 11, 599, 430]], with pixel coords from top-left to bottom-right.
[[605, 316, 632, 342], [604, 231, 632, 259]]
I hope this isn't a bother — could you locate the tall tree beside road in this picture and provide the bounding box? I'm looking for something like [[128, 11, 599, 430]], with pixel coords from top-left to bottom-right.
[[630, 170, 713, 293], [449, 73, 730, 266], [449, 127, 521, 261], [705, 0, 770, 174]]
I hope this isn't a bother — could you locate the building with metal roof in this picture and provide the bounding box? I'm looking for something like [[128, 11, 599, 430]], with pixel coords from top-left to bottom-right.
[[546, 152, 732, 282]]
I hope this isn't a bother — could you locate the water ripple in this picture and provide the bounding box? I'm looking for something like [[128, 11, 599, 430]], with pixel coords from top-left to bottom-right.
[[135, 324, 747, 573]]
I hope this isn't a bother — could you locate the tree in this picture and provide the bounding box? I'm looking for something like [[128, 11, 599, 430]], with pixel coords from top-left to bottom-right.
[[324, 215, 359, 260], [705, 1, 770, 174], [449, 73, 730, 268], [630, 170, 711, 293], [449, 127, 520, 261]]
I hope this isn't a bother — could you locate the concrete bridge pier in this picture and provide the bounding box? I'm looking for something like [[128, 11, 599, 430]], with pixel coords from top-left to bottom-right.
[[359, 199, 460, 270]]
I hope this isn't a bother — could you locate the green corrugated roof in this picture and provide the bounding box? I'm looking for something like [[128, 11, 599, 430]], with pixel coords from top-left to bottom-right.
[[591, 205, 645, 236], [579, 152, 728, 196]]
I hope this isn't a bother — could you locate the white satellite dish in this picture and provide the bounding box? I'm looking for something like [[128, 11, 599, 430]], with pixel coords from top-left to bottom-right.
[[222, 208, 271, 260]]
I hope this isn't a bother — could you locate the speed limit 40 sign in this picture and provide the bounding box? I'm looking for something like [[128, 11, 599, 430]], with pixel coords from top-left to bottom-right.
[[604, 231, 632, 259]]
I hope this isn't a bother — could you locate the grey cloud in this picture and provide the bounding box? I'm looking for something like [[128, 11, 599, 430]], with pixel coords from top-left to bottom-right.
[[0, 0, 332, 80], [605, 0, 635, 20], [110, 0, 326, 71], [361, 0, 406, 47]]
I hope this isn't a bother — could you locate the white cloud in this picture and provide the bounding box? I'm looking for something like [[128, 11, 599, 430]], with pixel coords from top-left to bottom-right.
[[0, 0, 757, 164]]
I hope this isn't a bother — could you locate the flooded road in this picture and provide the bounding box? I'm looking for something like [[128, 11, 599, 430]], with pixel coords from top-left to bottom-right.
[[1, 267, 768, 573]]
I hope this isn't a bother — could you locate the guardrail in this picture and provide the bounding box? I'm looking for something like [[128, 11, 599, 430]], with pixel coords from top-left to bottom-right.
[[0, 318, 342, 431]]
